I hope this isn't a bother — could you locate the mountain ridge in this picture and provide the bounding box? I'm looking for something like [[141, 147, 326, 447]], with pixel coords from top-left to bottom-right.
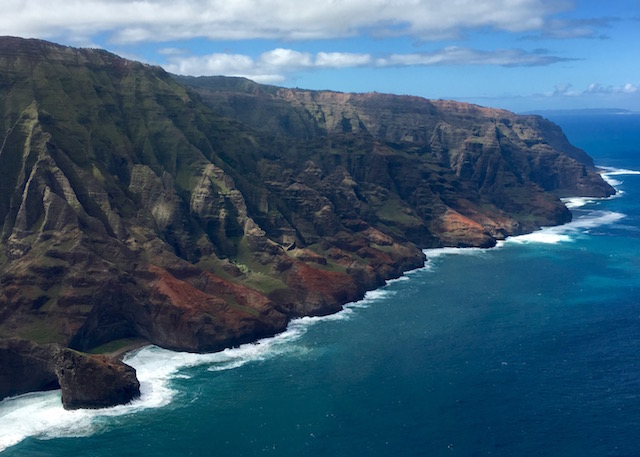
[[0, 37, 614, 407]]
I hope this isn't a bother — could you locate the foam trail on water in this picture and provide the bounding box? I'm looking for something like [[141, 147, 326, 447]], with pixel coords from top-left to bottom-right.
[[424, 196, 628, 254], [562, 167, 639, 209], [424, 246, 484, 259], [502, 210, 625, 246], [503, 166, 637, 246], [562, 197, 596, 209], [599, 166, 640, 176], [421, 246, 486, 270], [599, 166, 640, 190], [0, 392, 94, 452], [604, 177, 623, 187]]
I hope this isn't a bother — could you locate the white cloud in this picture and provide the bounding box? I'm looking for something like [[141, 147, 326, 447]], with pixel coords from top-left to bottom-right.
[[258, 49, 313, 69], [522, 17, 619, 40], [164, 47, 572, 81], [1, 0, 561, 43], [168, 53, 255, 76], [545, 82, 639, 98], [585, 82, 639, 95], [376, 47, 571, 67], [316, 52, 373, 68], [550, 83, 580, 97]]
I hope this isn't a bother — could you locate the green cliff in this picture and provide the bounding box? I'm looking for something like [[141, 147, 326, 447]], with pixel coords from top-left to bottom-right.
[[0, 37, 614, 405]]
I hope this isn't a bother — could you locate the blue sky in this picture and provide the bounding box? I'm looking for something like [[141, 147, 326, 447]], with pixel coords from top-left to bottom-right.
[[3, 0, 639, 112]]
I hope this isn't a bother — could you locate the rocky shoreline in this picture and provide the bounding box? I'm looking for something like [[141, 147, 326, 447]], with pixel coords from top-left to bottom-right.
[[0, 37, 615, 410], [0, 196, 614, 410]]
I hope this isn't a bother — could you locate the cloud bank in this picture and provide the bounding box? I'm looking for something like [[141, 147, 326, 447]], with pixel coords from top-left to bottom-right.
[[550, 82, 639, 97], [2, 0, 561, 44], [165, 47, 573, 81]]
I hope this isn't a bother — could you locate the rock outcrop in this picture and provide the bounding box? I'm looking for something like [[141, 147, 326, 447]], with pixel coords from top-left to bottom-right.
[[55, 348, 140, 410], [0, 338, 140, 409], [0, 37, 614, 406], [0, 339, 60, 399]]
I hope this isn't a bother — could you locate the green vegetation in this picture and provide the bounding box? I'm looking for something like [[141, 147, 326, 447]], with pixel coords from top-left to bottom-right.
[[0, 37, 611, 355], [12, 318, 66, 344], [376, 201, 423, 227], [242, 273, 288, 295], [88, 337, 148, 356]]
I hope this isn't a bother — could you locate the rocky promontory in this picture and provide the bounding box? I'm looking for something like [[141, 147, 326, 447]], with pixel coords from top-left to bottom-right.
[[0, 37, 614, 408], [0, 338, 139, 409]]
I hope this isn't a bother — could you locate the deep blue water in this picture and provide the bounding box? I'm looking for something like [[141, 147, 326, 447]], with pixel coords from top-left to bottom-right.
[[1, 114, 640, 456]]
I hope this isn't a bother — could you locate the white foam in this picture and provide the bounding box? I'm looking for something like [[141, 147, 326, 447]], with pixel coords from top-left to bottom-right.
[[422, 209, 626, 254], [559, 166, 639, 210], [598, 166, 640, 176], [503, 210, 625, 246], [603, 177, 623, 187], [503, 164, 634, 247], [504, 230, 572, 245], [150, 288, 395, 376], [561, 197, 595, 209], [205, 323, 316, 373], [390, 275, 410, 281], [0, 390, 120, 452], [360, 288, 393, 302], [423, 246, 484, 259], [599, 166, 640, 188], [0, 343, 216, 452]]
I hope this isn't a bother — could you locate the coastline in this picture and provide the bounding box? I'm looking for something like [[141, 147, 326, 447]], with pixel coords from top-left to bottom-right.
[[0, 168, 627, 402], [85, 171, 629, 365], [1, 168, 632, 455], [121, 172, 626, 360]]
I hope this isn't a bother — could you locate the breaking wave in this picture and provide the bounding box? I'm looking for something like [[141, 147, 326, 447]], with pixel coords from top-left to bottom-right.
[[501, 211, 626, 246], [600, 166, 640, 191], [503, 165, 637, 245]]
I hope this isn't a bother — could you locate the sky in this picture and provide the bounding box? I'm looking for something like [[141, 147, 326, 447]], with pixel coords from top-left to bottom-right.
[[2, 0, 639, 112]]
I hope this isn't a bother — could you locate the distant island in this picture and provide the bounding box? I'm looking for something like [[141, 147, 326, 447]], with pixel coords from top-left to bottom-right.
[[0, 37, 615, 409]]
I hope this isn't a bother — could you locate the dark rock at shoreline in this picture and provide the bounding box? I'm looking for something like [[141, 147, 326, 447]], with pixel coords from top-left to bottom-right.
[[0, 339, 60, 399], [0, 338, 140, 410], [55, 349, 140, 410]]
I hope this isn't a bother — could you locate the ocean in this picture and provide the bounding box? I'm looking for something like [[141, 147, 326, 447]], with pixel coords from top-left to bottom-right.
[[1, 113, 640, 456]]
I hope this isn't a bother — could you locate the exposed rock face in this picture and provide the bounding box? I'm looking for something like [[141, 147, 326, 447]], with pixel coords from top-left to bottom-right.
[[55, 349, 140, 410], [0, 338, 140, 409], [0, 339, 60, 399], [180, 76, 615, 246], [0, 37, 614, 406]]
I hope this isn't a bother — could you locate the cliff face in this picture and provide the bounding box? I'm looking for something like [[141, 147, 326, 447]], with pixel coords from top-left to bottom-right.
[[0, 38, 613, 404], [178, 76, 614, 242]]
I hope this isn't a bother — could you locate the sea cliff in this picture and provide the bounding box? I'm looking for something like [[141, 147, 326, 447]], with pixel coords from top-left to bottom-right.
[[0, 37, 614, 408]]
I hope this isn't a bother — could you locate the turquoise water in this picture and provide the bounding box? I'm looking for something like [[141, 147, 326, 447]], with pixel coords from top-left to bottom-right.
[[2, 114, 640, 456]]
